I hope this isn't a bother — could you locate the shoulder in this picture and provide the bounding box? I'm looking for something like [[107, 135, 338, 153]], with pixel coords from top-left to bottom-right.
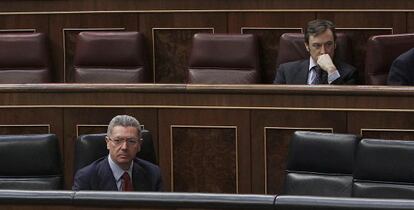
[[76, 157, 108, 177], [133, 158, 161, 179], [134, 158, 160, 172], [334, 60, 356, 73], [279, 59, 308, 70], [72, 157, 108, 190], [394, 48, 414, 64]]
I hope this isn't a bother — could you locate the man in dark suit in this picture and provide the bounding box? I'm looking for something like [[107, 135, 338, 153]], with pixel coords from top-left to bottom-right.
[[274, 19, 357, 85], [387, 48, 414, 85], [73, 115, 162, 191]]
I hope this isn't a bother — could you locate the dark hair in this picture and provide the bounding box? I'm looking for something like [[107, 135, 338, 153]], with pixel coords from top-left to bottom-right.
[[304, 19, 336, 44]]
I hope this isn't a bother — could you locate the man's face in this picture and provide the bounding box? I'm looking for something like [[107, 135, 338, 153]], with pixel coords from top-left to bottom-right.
[[305, 29, 336, 63], [106, 126, 141, 170]]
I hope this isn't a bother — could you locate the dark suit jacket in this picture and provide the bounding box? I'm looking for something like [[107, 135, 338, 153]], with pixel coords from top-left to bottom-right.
[[273, 59, 358, 84], [72, 156, 162, 191], [387, 48, 414, 85]]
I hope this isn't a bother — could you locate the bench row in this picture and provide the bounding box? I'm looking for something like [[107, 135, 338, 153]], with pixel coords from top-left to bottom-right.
[[0, 131, 156, 190], [284, 131, 414, 199], [1, 31, 413, 85]]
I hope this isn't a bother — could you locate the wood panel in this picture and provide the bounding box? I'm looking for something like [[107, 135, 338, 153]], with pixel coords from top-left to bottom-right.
[[0, 85, 413, 193], [250, 110, 347, 194], [407, 13, 414, 32], [348, 112, 414, 141], [153, 28, 213, 83], [2, 0, 414, 12], [0, 125, 49, 135], [0, 15, 49, 33], [139, 13, 227, 83], [172, 126, 237, 193], [361, 129, 414, 141], [158, 109, 251, 193], [0, 108, 63, 146]]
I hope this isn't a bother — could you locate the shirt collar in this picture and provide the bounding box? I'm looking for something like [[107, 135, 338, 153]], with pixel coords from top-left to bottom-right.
[[108, 155, 134, 182], [308, 57, 317, 71]]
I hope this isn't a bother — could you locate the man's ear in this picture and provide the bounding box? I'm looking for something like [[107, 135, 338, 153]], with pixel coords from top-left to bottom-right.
[[304, 42, 309, 52], [105, 136, 110, 150]]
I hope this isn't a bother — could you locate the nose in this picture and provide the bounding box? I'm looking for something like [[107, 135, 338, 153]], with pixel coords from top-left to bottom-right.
[[120, 141, 128, 150], [320, 45, 326, 54]]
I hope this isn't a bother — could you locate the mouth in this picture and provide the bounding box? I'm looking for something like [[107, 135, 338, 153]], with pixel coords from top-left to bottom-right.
[[118, 154, 129, 159]]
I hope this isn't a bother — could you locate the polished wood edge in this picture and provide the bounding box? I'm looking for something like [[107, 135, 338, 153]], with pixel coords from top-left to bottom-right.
[[0, 84, 411, 96], [1, 9, 414, 15]]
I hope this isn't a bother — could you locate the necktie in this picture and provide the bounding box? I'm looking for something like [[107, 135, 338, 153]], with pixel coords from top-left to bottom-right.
[[311, 66, 321, 84], [122, 172, 134, 191], [319, 70, 328, 84]]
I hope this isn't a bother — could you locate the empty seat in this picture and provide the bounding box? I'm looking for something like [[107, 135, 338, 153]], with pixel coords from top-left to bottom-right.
[[275, 33, 353, 74], [364, 33, 414, 85], [353, 139, 414, 199], [73, 31, 149, 83], [0, 33, 51, 83], [74, 129, 156, 173], [0, 134, 62, 190], [284, 131, 359, 197], [187, 33, 261, 84]]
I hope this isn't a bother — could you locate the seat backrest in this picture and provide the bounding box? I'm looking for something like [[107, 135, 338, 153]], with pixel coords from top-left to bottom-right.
[[275, 33, 353, 70], [74, 129, 156, 173], [0, 33, 51, 83], [284, 131, 359, 197], [188, 33, 261, 84], [353, 139, 414, 199], [73, 31, 149, 83], [275, 195, 414, 210], [0, 134, 62, 190], [364, 33, 414, 85]]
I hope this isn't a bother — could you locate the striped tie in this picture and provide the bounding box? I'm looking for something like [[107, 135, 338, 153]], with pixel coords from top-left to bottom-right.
[[122, 172, 134, 191], [311, 66, 321, 85]]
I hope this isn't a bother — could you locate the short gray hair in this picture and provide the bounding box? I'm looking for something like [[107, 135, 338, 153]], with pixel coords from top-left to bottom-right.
[[107, 115, 141, 138]]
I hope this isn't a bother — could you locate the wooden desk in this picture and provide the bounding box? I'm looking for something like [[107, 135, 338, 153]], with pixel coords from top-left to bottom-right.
[[0, 84, 413, 193]]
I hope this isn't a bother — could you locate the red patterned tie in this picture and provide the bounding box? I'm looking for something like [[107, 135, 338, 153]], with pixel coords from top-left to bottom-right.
[[122, 172, 134, 191]]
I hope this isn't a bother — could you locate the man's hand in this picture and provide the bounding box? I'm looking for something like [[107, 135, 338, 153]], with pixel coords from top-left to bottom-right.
[[317, 54, 337, 74]]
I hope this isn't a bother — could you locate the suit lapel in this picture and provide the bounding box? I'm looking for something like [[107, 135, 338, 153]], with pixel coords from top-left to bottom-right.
[[132, 159, 152, 191], [296, 59, 310, 84], [97, 158, 119, 191]]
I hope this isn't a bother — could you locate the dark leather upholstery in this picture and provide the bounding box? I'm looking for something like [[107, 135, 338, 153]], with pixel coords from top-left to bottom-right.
[[364, 33, 414, 85], [275, 33, 353, 70], [353, 139, 414, 199], [0, 33, 51, 83], [275, 195, 414, 210], [74, 129, 156, 173], [284, 131, 359, 197], [188, 33, 261, 84], [0, 134, 62, 190], [73, 31, 149, 83]]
